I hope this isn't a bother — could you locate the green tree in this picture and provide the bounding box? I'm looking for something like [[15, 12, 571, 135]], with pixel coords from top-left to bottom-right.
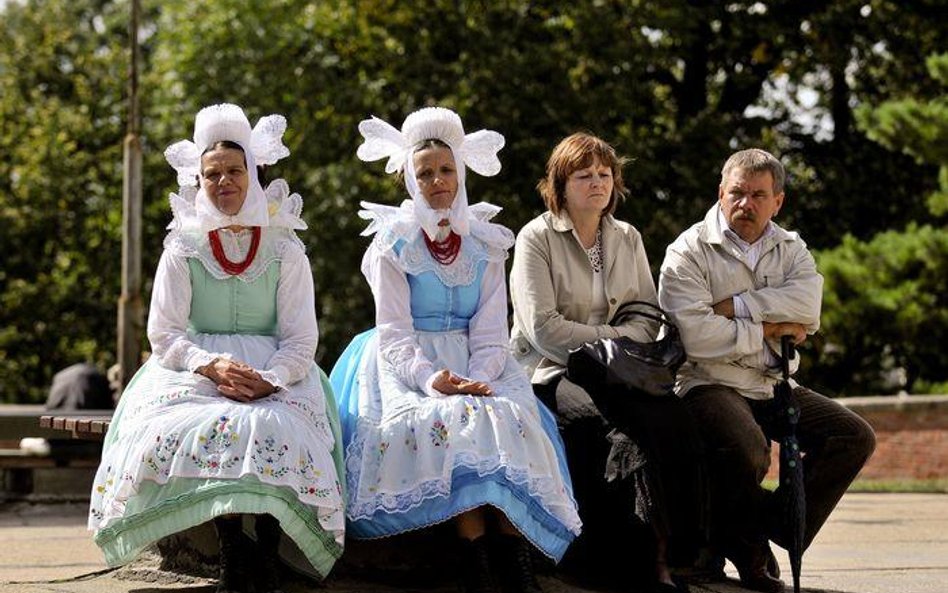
[[856, 53, 948, 216], [810, 52, 948, 394], [0, 0, 131, 402], [2, 0, 945, 401], [813, 225, 948, 394]]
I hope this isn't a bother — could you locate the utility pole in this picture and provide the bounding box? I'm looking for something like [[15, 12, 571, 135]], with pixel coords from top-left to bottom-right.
[[117, 0, 143, 392]]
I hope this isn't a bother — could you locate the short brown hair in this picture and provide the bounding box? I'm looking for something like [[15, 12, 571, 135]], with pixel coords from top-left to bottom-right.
[[720, 148, 786, 194], [537, 133, 628, 217]]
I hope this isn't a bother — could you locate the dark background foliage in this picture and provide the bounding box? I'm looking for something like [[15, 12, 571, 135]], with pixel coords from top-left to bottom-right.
[[1, 0, 945, 402]]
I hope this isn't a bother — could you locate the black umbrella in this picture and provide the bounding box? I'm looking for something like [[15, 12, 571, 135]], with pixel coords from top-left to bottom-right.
[[772, 335, 805, 593]]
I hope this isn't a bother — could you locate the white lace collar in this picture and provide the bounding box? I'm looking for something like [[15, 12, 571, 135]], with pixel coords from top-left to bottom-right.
[[166, 179, 306, 233], [359, 199, 514, 287], [164, 225, 304, 283], [163, 179, 307, 282]]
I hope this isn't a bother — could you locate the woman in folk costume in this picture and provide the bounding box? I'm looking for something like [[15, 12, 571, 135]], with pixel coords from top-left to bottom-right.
[[88, 104, 345, 593], [330, 107, 581, 593]]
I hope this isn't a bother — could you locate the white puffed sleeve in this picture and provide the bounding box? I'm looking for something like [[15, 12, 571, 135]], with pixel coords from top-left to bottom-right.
[[363, 244, 439, 395], [147, 251, 229, 372], [259, 245, 318, 390], [467, 260, 510, 384]]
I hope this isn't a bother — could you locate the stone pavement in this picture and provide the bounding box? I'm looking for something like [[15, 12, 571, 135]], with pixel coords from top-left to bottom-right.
[[1, 492, 945, 593]]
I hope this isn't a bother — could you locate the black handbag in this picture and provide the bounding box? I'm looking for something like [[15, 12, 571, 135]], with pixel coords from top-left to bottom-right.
[[566, 301, 686, 397]]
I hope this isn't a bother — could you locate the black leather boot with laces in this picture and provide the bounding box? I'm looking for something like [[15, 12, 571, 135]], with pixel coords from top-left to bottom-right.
[[214, 516, 247, 593], [493, 533, 543, 593], [457, 535, 499, 593], [255, 514, 286, 593]]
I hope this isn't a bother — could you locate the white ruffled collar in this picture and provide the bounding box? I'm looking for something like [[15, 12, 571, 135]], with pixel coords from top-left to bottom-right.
[[164, 224, 304, 283], [358, 199, 514, 287], [166, 179, 306, 233]]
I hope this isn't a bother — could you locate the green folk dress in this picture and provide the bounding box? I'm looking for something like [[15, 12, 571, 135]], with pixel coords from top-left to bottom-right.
[[89, 228, 345, 578]]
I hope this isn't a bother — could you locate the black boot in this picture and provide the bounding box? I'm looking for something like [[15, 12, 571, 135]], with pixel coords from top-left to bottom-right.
[[493, 533, 543, 593], [214, 516, 247, 593], [256, 514, 285, 593], [725, 538, 785, 593], [457, 535, 498, 593]]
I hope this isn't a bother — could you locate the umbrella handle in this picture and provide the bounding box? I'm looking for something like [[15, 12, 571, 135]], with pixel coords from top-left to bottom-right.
[[780, 335, 795, 381]]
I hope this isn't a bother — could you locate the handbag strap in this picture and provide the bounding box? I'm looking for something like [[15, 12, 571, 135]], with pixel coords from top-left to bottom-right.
[[610, 300, 677, 330]]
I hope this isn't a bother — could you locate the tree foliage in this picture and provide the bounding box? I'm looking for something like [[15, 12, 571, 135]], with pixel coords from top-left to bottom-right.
[[856, 52, 948, 216], [0, 0, 129, 402], [1, 0, 945, 401], [810, 50, 948, 395], [813, 225, 948, 395]]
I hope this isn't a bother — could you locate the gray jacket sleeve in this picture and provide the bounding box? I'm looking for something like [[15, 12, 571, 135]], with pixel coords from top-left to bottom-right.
[[510, 227, 614, 366], [738, 241, 823, 333], [659, 237, 766, 363]]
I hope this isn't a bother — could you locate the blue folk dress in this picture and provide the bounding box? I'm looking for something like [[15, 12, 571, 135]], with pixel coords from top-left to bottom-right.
[[88, 192, 346, 579], [330, 202, 581, 561]]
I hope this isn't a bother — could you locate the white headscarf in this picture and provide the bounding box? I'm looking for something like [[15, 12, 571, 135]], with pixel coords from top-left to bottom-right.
[[164, 103, 291, 232], [355, 107, 505, 240]]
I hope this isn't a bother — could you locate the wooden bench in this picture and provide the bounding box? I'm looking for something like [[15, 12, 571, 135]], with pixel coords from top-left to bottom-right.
[[0, 405, 111, 499], [39, 413, 112, 441]]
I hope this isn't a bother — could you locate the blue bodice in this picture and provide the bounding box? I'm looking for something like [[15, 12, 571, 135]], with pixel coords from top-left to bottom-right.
[[393, 240, 486, 332]]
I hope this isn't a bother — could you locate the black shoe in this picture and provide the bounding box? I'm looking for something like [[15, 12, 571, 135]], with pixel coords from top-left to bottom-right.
[[458, 535, 499, 593], [255, 514, 285, 593], [492, 533, 543, 593], [726, 539, 785, 593], [652, 580, 690, 593], [214, 517, 248, 593]]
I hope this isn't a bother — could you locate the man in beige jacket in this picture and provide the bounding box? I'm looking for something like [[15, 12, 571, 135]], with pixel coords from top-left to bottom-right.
[[659, 149, 875, 593]]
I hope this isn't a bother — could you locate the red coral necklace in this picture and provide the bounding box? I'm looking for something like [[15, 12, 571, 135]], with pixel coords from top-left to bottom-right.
[[208, 226, 261, 275], [424, 229, 462, 266]]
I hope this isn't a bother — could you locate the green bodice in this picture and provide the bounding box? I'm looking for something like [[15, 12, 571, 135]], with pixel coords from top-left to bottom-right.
[[187, 258, 280, 335]]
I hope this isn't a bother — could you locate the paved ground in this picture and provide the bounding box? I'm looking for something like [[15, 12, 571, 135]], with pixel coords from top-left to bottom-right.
[[1, 492, 946, 593]]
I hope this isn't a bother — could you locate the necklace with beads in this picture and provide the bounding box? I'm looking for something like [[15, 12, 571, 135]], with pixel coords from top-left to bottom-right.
[[423, 226, 462, 266], [208, 226, 261, 275]]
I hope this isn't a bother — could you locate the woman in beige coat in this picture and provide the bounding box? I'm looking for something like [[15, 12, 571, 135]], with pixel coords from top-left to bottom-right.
[[510, 133, 705, 593]]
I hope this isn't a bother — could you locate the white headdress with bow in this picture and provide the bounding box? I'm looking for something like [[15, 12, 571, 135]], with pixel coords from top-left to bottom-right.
[[164, 103, 302, 232], [356, 107, 505, 240]]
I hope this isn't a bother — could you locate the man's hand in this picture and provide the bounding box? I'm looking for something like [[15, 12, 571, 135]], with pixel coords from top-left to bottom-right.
[[430, 369, 493, 397], [712, 298, 735, 319], [197, 358, 277, 402], [763, 321, 807, 346]]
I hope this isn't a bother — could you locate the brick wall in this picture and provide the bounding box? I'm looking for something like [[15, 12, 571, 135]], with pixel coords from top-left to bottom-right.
[[767, 394, 948, 481]]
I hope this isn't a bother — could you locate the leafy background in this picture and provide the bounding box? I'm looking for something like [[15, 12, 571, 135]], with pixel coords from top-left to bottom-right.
[[1, 0, 945, 402]]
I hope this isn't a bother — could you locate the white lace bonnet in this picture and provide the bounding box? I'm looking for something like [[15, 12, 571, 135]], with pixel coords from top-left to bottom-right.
[[164, 103, 296, 232], [355, 107, 505, 240]]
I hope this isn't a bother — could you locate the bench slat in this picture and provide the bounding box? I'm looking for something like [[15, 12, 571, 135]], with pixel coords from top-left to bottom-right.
[[38, 415, 112, 441]]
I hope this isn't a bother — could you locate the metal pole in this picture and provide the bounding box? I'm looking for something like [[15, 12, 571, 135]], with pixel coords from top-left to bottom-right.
[[117, 0, 143, 392]]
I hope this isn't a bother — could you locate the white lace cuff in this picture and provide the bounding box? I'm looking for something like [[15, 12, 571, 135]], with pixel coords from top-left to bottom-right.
[[185, 351, 232, 374], [258, 366, 288, 391], [422, 372, 445, 398], [413, 361, 436, 393], [468, 369, 492, 384]]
